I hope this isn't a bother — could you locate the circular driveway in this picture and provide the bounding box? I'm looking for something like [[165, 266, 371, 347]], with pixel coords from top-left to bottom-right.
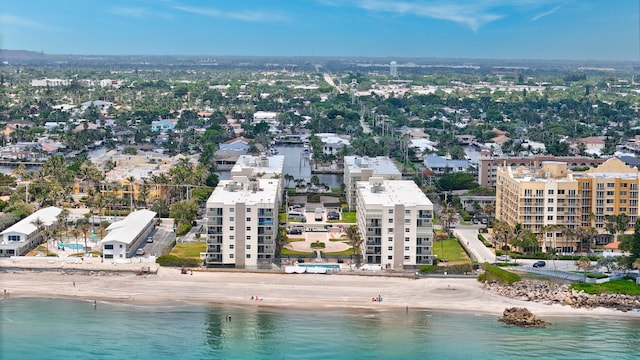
[[287, 228, 351, 253]]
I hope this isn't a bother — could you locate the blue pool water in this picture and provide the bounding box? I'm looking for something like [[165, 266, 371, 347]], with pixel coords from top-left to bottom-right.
[[297, 263, 341, 269], [59, 243, 83, 250], [1, 297, 639, 360]]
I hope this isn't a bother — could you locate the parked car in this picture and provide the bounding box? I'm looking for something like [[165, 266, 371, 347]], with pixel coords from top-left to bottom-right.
[[287, 228, 302, 235], [496, 255, 512, 262], [146, 237, 154, 243], [327, 211, 340, 220], [533, 261, 546, 268], [136, 248, 145, 256], [472, 218, 479, 224]]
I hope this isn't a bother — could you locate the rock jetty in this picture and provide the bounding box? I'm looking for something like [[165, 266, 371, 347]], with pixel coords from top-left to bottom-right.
[[485, 280, 640, 312], [499, 307, 549, 327]]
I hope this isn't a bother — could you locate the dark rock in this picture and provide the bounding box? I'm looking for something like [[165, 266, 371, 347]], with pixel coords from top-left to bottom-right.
[[499, 307, 549, 327]]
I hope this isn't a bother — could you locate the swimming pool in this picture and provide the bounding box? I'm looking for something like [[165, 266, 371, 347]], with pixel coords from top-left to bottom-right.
[[297, 263, 341, 269], [59, 244, 84, 250]]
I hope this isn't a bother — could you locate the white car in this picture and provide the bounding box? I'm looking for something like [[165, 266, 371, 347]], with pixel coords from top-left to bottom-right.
[[496, 255, 512, 262], [136, 248, 145, 256]]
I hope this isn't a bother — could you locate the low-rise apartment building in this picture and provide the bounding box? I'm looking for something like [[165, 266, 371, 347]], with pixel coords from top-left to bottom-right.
[[203, 176, 280, 269], [356, 178, 434, 269]]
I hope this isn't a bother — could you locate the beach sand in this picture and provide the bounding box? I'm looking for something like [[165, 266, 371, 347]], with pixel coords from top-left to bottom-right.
[[2, 268, 638, 319]]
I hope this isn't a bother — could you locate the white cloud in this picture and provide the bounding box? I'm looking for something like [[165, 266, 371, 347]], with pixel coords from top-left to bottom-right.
[[323, 0, 566, 31], [531, 6, 561, 21], [171, 5, 287, 22], [108, 7, 147, 18]]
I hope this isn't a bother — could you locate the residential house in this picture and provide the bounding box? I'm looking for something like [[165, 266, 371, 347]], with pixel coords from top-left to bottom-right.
[[99, 209, 157, 262], [0, 206, 62, 256]]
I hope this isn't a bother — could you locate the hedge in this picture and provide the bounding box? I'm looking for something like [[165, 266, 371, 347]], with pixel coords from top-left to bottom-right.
[[477, 264, 521, 285], [156, 254, 199, 267]]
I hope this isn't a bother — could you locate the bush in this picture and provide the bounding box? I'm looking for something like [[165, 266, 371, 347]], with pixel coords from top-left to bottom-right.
[[310, 241, 326, 248], [156, 254, 199, 267], [420, 263, 473, 274], [587, 273, 608, 279], [477, 234, 492, 248], [477, 264, 521, 285]]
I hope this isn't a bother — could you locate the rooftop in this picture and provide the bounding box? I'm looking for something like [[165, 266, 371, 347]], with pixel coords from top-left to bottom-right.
[[1, 206, 62, 238], [357, 179, 432, 207], [344, 156, 401, 176], [99, 209, 157, 246], [207, 177, 279, 206]]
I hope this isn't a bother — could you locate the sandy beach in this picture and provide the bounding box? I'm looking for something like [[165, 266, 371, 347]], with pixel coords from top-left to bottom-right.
[[2, 268, 639, 319]]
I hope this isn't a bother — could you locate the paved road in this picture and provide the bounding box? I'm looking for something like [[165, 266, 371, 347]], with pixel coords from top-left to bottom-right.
[[452, 225, 496, 263]]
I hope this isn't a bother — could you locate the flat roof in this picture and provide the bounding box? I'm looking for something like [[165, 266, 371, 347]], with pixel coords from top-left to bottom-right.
[[1, 206, 62, 237], [207, 178, 279, 206], [344, 156, 401, 176], [357, 180, 432, 207], [231, 155, 285, 176], [99, 209, 157, 246]]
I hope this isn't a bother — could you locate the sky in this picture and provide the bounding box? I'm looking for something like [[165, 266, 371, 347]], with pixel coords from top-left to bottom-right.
[[1, 0, 639, 61]]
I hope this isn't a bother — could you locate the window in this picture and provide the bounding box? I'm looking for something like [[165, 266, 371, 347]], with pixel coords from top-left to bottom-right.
[[230, 226, 234, 231], [104, 244, 113, 250], [548, 199, 554, 204], [606, 191, 614, 196], [405, 237, 410, 242], [558, 189, 565, 194], [388, 246, 393, 251], [404, 256, 410, 260], [405, 210, 411, 214], [388, 228, 393, 233], [547, 207, 554, 212], [229, 235, 234, 240], [525, 189, 532, 196], [548, 189, 554, 195], [246, 245, 251, 249], [246, 208, 251, 212], [246, 217, 251, 222], [607, 182, 614, 188], [230, 254, 234, 258], [404, 246, 410, 251], [246, 254, 251, 258], [119, 244, 123, 248], [246, 226, 251, 231], [229, 208, 234, 213], [388, 218, 393, 223], [405, 228, 410, 233], [547, 216, 553, 221], [536, 190, 544, 196], [405, 219, 410, 224], [387, 256, 393, 260], [246, 236, 251, 240], [388, 237, 393, 241], [229, 244, 234, 249], [229, 217, 234, 221], [388, 209, 394, 214]]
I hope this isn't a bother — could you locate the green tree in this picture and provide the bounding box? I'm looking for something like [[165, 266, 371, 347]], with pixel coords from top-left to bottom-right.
[[344, 225, 362, 267], [170, 200, 198, 235]]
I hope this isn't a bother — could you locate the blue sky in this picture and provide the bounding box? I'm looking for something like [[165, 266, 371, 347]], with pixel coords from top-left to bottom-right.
[[2, 0, 639, 61]]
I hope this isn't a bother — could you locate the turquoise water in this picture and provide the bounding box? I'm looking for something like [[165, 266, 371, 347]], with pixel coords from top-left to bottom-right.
[[1, 297, 640, 359], [58, 243, 83, 250]]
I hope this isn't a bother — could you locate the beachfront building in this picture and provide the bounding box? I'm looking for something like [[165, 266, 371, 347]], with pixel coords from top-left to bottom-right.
[[230, 154, 285, 200], [479, 155, 604, 189], [0, 206, 62, 257], [203, 176, 279, 269], [99, 209, 157, 262], [356, 178, 434, 269], [423, 154, 474, 176], [343, 156, 402, 211], [495, 158, 640, 252]]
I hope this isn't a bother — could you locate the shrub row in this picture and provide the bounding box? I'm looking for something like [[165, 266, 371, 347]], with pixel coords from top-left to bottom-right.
[[156, 254, 199, 267], [477, 264, 521, 285], [419, 263, 473, 275], [477, 234, 493, 248]]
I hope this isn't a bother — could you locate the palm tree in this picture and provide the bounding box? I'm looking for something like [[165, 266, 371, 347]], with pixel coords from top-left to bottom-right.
[[69, 226, 81, 253], [30, 217, 46, 252], [438, 202, 460, 238], [77, 219, 91, 255], [56, 208, 69, 242], [344, 225, 363, 267], [126, 176, 136, 212]]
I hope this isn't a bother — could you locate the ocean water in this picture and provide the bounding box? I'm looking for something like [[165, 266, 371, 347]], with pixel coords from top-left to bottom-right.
[[1, 297, 639, 360]]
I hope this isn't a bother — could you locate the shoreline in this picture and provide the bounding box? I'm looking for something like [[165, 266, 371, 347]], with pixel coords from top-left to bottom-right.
[[2, 268, 639, 320]]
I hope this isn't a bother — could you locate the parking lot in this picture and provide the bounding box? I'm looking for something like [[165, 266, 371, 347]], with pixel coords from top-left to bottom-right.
[[138, 228, 175, 257]]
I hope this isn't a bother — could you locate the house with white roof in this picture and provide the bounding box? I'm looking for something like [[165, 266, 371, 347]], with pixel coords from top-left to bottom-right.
[[0, 206, 62, 257], [99, 209, 157, 262]]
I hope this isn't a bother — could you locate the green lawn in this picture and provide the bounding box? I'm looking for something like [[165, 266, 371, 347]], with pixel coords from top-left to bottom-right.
[[170, 242, 206, 259], [323, 249, 356, 256], [341, 211, 356, 223], [281, 248, 314, 256], [433, 239, 470, 263], [571, 279, 640, 296]]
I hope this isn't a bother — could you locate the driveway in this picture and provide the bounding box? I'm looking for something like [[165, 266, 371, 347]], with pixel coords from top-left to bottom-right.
[[452, 225, 496, 263]]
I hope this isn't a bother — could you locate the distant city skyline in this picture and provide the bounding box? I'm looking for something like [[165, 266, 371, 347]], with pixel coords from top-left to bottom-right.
[[2, 0, 639, 61]]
